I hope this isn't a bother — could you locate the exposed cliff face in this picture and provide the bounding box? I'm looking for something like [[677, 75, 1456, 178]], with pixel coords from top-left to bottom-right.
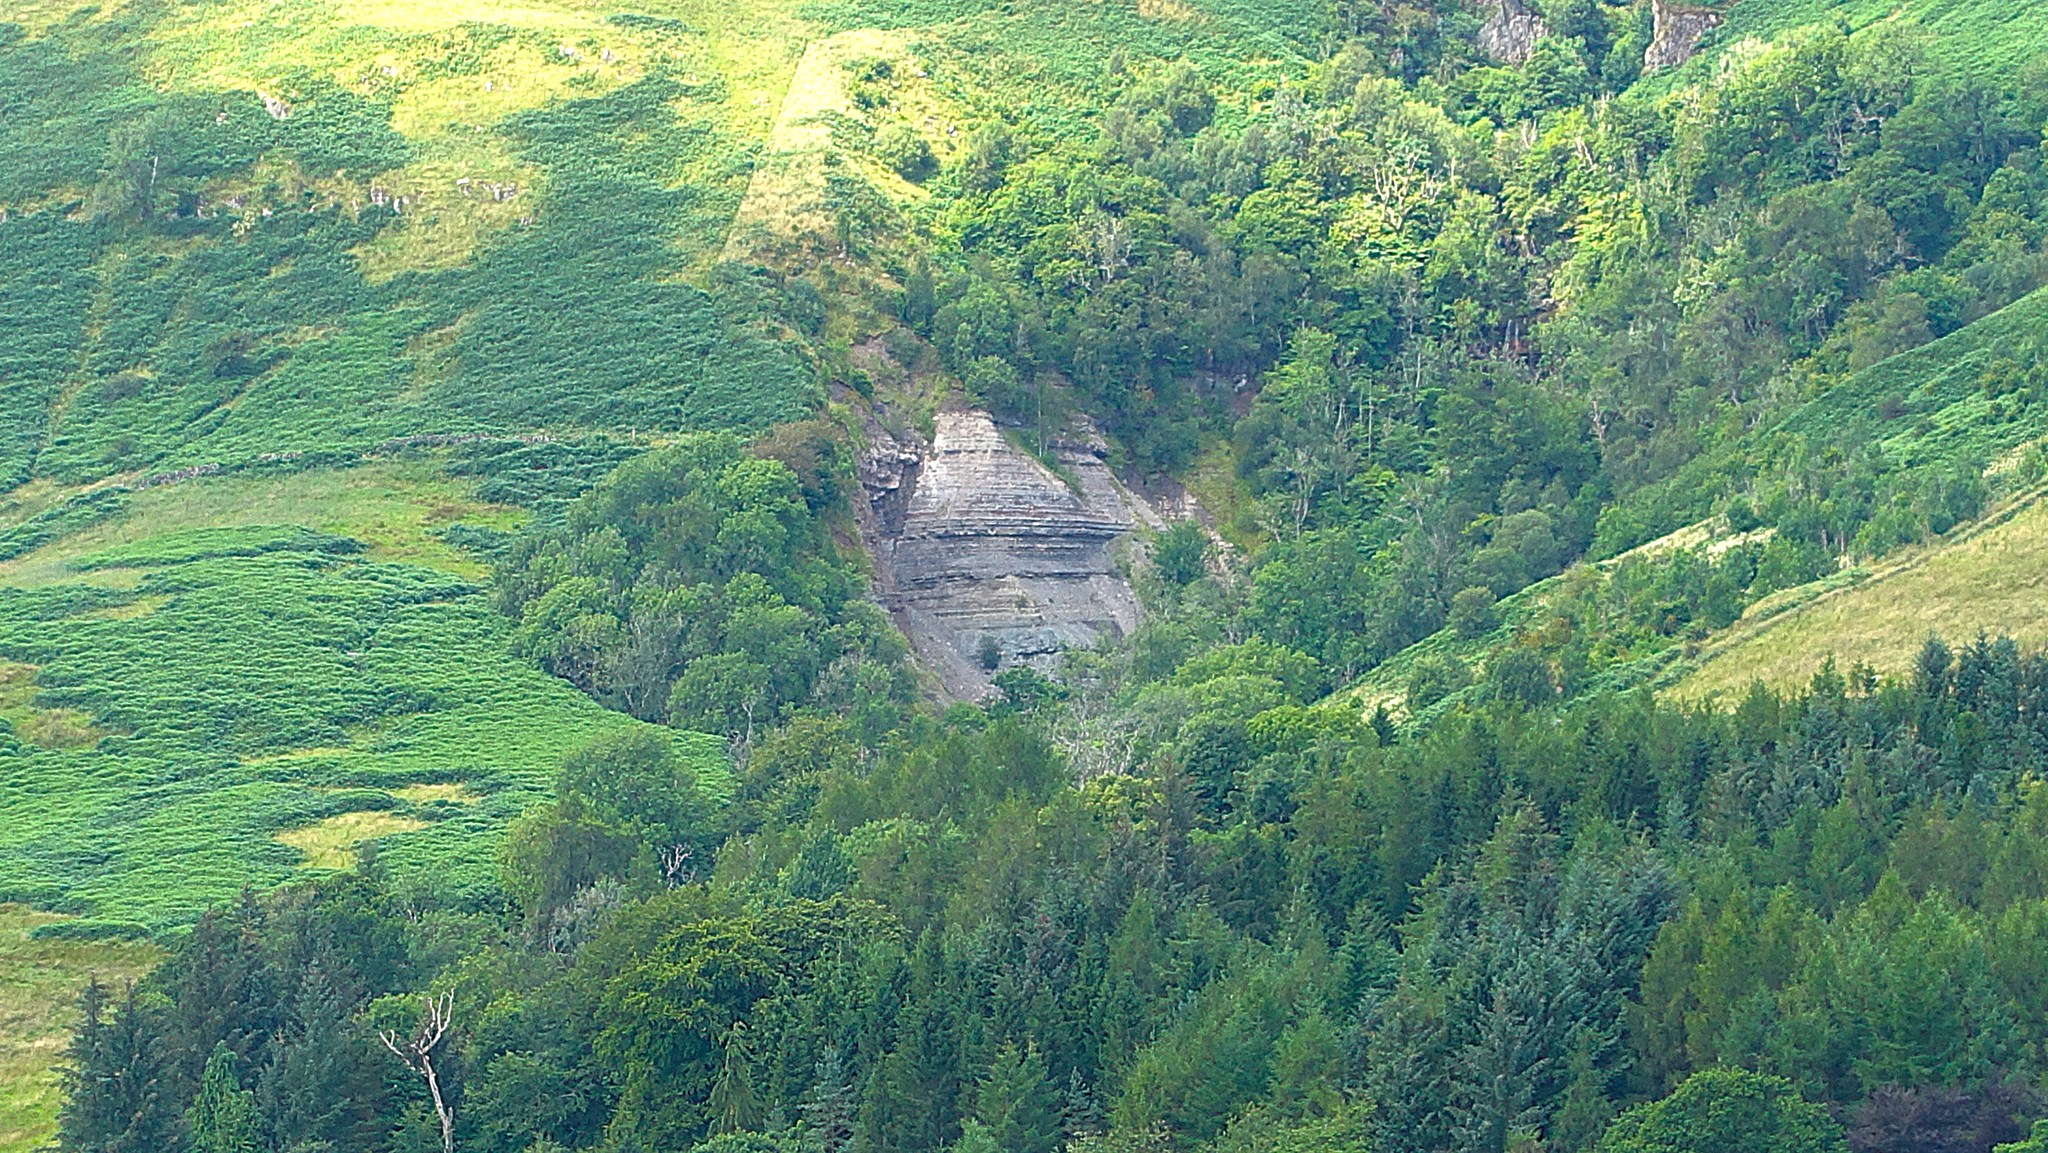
[[861, 410, 1172, 698], [1478, 0, 1547, 66], [1644, 0, 1725, 71]]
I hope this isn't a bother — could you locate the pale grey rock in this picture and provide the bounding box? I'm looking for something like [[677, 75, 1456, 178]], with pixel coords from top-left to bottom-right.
[[863, 410, 1171, 699], [1478, 0, 1547, 66], [1644, 0, 1726, 72]]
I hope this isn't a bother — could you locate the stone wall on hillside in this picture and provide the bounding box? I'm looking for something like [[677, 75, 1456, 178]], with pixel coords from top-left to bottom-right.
[[1644, 0, 1726, 71], [860, 409, 1179, 698]]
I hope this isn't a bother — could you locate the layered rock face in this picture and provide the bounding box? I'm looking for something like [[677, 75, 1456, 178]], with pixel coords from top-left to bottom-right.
[[864, 410, 1166, 698], [1644, 0, 1725, 71]]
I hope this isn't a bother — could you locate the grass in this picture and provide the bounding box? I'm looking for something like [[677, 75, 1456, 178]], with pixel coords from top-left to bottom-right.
[[0, 905, 161, 1153], [0, 462, 730, 936], [2, 0, 817, 494], [275, 809, 432, 869], [391, 781, 479, 803], [1709, 0, 2045, 81], [1671, 486, 2048, 702], [0, 459, 528, 585]]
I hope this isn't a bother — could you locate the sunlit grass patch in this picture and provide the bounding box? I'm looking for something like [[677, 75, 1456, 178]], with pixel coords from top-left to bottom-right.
[[1672, 489, 2048, 701], [0, 663, 112, 750], [0, 462, 526, 585], [391, 781, 480, 804], [11, 709, 104, 751], [275, 810, 433, 870], [723, 27, 962, 266], [72, 594, 170, 622]]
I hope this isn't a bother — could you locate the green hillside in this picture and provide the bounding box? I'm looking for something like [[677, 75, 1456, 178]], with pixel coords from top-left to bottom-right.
[[1713, 0, 2042, 81], [0, 459, 731, 936], [1339, 283, 2048, 720], [8, 1, 2048, 1153], [0, 0, 1344, 934]]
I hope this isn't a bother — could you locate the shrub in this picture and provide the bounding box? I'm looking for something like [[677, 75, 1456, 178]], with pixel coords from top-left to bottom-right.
[[1448, 585, 1499, 639], [1597, 1069, 1847, 1153], [1153, 522, 1211, 588], [875, 122, 937, 181], [1406, 654, 1470, 710]]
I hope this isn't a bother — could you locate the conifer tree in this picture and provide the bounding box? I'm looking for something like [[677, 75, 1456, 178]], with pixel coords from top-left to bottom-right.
[[58, 980, 179, 1153], [258, 962, 387, 1153], [169, 896, 277, 1086], [799, 1047, 856, 1153], [710, 1022, 766, 1136], [974, 1044, 1061, 1153], [186, 1043, 259, 1153], [1060, 1070, 1104, 1143]]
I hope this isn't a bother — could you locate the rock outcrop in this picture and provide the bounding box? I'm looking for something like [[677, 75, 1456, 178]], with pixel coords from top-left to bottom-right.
[[1644, 0, 1725, 72], [862, 410, 1170, 698], [1478, 0, 1547, 66]]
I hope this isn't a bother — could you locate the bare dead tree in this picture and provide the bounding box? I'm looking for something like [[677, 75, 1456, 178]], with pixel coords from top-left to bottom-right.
[[381, 990, 457, 1153]]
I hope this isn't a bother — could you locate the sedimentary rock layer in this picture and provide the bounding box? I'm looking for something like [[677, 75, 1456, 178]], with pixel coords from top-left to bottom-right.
[[864, 410, 1163, 698]]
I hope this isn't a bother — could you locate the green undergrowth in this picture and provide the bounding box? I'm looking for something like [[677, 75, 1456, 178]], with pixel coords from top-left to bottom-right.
[[0, 6, 814, 493], [1610, 286, 2048, 554], [1783, 285, 2048, 468], [802, 0, 1321, 140], [1343, 275, 2048, 715]]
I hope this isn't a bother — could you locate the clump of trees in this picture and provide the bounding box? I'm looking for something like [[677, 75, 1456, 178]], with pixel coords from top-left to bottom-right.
[[498, 432, 909, 744]]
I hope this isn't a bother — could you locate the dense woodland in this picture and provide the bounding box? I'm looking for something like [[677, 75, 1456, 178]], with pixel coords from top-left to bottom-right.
[[34, 0, 2048, 1150], [62, 619, 2048, 1153]]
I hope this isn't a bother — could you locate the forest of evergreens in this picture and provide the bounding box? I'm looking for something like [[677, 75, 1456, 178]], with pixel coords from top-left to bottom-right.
[[61, 619, 2048, 1153]]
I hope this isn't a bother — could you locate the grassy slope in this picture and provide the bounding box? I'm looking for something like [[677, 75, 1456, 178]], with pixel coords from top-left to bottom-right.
[[0, 0, 814, 931], [1334, 285, 2048, 717], [1656, 288, 2048, 696], [0, 460, 735, 936], [1671, 482, 2048, 700], [1710, 0, 2042, 80]]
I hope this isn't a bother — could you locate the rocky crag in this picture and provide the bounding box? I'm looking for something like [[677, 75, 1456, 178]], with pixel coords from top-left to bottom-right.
[[1478, 0, 1547, 65], [860, 410, 1178, 698], [1644, 0, 1726, 71]]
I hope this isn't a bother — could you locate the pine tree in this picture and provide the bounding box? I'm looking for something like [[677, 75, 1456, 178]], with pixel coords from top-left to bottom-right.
[[258, 961, 387, 1153], [710, 1022, 766, 1135], [58, 980, 180, 1153], [186, 1043, 259, 1153], [1059, 1070, 1104, 1142], [975, 1044, 1060, 1153], [168, 896, 277, 1088], [799, 1047, 856, 1153]]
